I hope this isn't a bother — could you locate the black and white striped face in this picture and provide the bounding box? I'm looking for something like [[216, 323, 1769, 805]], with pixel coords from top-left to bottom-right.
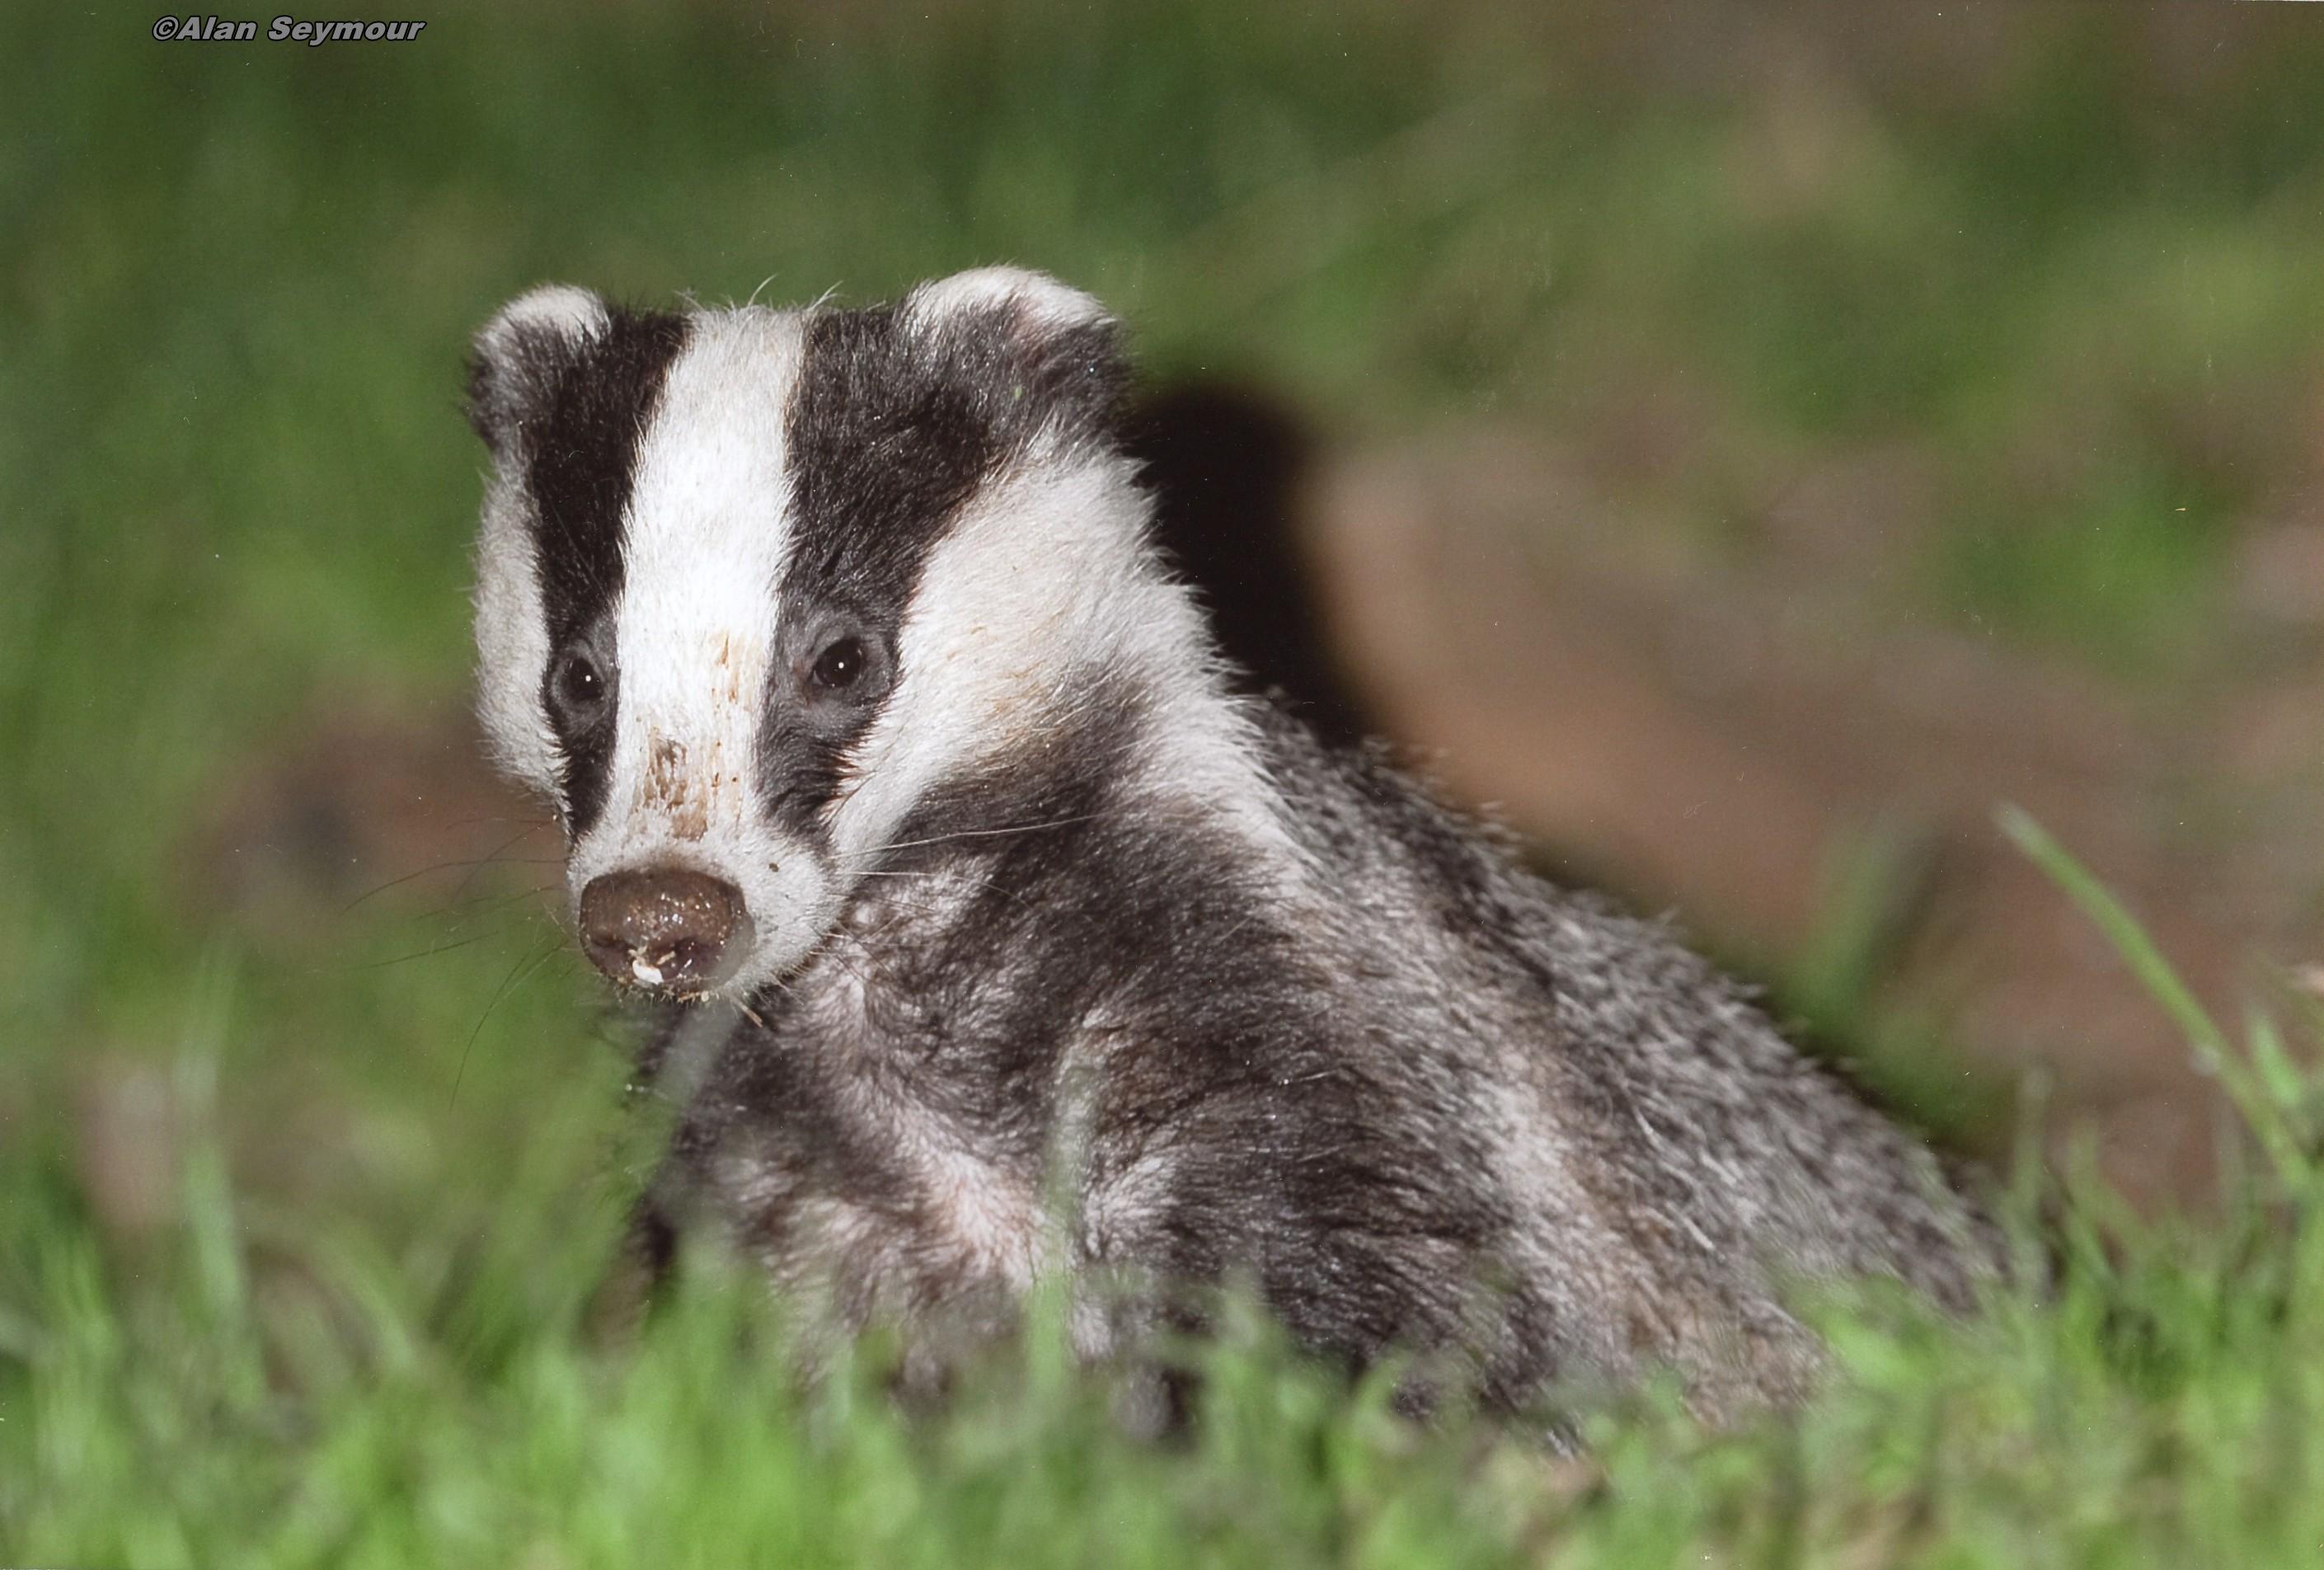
[[466, 268, 1175, 1000]]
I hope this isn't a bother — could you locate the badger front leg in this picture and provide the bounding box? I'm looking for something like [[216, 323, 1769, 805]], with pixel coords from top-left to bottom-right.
[[585, 1000, 728, 1346], [583, 1182, 682, 1347]]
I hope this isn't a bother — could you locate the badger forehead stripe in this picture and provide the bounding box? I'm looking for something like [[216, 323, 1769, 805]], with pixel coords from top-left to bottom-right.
[[589, 308, 808, 863], [780, 303, 1012, 623], [779, 295, 1128, 623]]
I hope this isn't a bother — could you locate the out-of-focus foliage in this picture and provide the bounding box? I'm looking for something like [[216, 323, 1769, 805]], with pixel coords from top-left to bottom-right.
[[6, 4, 2323, 1563]]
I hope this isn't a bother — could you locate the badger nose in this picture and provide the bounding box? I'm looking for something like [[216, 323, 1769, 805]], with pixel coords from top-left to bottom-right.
[[578, 868, 749, 993]]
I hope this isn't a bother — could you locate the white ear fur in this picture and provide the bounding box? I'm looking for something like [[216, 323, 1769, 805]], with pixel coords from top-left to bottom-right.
[[907, 266, 1112, 334], [476, 283, 610, 360]]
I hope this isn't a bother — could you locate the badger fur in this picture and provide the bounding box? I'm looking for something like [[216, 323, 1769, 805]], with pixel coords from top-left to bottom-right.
[[465, 267, 1991, 1424]]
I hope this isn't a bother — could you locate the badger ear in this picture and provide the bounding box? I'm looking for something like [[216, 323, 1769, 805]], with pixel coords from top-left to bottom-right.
[[907, 266, 1129, 445], [908, 266, 1111, 334], [464, 284, 610, 459]]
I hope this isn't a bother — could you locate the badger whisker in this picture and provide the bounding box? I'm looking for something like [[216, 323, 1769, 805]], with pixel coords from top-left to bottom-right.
[[838, 811, 1103, 861], [349, 917, 556, 972], [428, 879, 565, 925], [338, 825, 566, 917], [433, 813, 560, 835], [450, 930, 570, 1110]]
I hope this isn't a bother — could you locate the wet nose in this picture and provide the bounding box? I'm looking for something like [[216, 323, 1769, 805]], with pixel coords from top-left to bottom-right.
[[578, 868, 750, 993]]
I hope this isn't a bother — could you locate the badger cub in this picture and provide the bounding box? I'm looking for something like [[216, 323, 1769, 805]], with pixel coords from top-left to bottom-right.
[[466, 267, 1988, 1421]]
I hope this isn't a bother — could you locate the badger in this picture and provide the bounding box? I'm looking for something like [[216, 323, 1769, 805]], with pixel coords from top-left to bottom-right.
[[463, 266, 1991, 1426]]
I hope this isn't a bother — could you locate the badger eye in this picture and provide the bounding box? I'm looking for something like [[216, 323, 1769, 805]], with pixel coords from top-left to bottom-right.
[[552, 648, 608, 720], [810, 636, 869, 692]]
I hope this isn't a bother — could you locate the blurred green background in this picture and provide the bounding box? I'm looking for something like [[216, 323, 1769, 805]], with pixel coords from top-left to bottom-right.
[[8, 3, 2324, 1562]]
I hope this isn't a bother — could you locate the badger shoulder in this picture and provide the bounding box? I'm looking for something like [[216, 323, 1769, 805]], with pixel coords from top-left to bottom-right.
[[1240, 701, 1993, 1310]]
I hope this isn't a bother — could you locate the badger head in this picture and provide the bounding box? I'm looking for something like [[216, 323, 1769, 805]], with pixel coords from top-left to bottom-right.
[[466, 268, 1209, 1001]]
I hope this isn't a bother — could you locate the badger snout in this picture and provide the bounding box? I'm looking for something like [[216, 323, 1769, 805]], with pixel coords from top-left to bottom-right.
[[578, 867, 753, 994]]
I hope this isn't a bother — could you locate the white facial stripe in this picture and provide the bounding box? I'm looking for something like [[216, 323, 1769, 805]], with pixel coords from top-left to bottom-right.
[[610, 308, 797, 826], [474, 490, 561, 792], [822, 446, 1302, 877], [564, 308, 833, 980], [822, 453, 1141, 862]]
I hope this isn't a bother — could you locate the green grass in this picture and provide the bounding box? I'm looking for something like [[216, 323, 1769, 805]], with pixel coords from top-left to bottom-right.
[[10, 820, 2324, 1565], [7, 3, 2324, 1563]]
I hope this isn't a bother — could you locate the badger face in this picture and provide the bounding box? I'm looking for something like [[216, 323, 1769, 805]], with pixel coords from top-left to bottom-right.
[[465, 269, 1166, 1001]]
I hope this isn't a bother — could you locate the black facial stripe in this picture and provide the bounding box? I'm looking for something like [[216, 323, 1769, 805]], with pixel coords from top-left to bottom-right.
[[527, 308, 690, 646], [763, 294, 1127, 829], [523, 307, 689, 834], [756, 717, 854, 840], [783, 304, 1007, 618], [538, 621, 618, 836]]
